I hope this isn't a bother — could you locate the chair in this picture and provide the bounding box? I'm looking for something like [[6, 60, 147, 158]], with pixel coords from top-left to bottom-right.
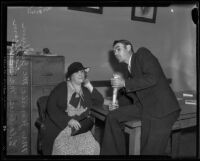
[[35, 95, 96, 155], [35, 96, 48, 155]]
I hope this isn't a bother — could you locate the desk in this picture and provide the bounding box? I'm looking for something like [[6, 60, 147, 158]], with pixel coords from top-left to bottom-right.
[[91, 100, 196, 156]]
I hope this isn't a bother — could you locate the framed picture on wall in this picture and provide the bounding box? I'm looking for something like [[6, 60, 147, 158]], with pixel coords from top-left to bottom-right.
[[131, 7, 157, 23], [68, 7, 103, 14]]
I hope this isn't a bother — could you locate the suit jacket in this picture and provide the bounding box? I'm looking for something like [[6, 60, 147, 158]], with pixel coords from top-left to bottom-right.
[[124, 47, 180, 118], [41, 81, 104, 154]]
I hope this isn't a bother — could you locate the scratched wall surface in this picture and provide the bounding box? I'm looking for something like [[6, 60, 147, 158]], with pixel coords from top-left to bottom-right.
[[7, 56, 30, 154], [7, 6, 196, 92], [6, 56, 65, 155]]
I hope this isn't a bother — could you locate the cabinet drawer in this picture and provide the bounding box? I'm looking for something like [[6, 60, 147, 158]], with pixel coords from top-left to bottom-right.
[[31, 85, 55, 111], [31, 56, 64, 85]]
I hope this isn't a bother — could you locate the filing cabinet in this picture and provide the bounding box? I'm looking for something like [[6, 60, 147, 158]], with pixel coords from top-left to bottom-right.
[[7, 55, 65, 155]]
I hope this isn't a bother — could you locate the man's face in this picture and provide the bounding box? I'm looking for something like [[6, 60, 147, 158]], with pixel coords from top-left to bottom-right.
[[113, 43, 129, 63]]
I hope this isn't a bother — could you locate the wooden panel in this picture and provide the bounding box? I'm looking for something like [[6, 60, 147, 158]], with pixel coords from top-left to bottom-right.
[[31, 56, 65, 85], [172, 117, 196, 130]]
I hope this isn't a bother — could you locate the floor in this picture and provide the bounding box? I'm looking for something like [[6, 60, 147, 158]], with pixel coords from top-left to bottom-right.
[[93, 120, 196, 158]]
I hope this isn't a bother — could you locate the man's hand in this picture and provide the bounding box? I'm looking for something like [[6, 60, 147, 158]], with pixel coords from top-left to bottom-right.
[[108, 101, 119, 111], [111, 77, 125, 89]]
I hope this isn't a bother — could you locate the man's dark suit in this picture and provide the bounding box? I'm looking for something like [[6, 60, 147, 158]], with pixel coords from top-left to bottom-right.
[[101, 47, 180, 155]]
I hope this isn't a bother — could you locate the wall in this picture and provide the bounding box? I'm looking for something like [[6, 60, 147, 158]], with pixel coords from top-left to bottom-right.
[[7, 5, 197, 94]]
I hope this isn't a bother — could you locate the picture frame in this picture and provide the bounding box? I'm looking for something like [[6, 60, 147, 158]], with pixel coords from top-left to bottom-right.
[[68, 7, 103, 14], [131, 7, 157, 23]]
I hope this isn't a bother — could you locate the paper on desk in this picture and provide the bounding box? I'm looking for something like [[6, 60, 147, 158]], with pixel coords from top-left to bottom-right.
[[185, 99, 197, 105]]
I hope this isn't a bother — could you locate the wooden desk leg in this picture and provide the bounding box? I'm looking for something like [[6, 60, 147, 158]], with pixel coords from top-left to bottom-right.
[[171, 131, 181, 158], [128, 126, 141, 155]]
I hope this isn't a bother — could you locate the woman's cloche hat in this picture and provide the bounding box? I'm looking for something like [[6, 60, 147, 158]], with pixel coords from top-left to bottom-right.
[[66, 62, 90, 78]]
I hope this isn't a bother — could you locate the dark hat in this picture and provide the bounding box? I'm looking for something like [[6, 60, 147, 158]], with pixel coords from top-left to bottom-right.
[[66, 62, 90, 78]]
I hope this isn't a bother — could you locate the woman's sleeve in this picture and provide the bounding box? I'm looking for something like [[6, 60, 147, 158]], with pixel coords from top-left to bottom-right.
[[90, 88, 104, 106], [46, 83, 75, 130]]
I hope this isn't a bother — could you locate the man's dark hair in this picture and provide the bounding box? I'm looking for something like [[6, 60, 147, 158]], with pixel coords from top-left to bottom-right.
[[113, 39, 134, 53]]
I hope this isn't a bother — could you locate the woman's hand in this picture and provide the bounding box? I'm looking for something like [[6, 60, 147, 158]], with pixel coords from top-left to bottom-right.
[[68, 119, 81, 130], [64, 126, 72, 136], [83, 79, 93, 92]]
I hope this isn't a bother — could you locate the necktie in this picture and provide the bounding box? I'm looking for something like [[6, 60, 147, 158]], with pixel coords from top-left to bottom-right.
[[69, 92, 80, 108]]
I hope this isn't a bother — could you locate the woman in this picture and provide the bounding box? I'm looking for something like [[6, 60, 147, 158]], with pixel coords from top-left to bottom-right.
[[41, 62, 104, 155]]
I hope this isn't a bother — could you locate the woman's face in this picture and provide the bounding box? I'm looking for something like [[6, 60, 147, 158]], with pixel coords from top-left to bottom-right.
[[70, 70, 85, 85]]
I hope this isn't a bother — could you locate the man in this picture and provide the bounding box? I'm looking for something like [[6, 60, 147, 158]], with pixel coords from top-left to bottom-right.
[[100, 40, 180, 155]]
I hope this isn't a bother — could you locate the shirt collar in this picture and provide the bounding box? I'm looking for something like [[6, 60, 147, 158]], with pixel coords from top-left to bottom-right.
[[128, 54, 133, 69]]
